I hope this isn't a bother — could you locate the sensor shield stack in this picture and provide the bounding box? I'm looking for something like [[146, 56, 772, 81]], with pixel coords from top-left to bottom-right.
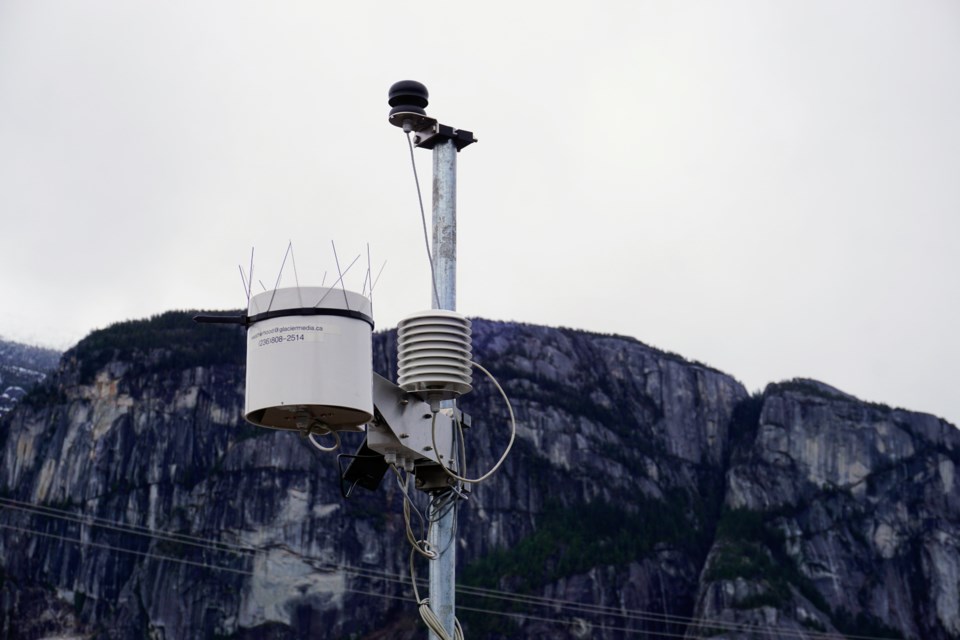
[[397, 310, 472, 405]]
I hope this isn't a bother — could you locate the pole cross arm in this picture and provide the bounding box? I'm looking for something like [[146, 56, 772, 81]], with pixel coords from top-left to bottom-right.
[[412, 123, 477, 151]]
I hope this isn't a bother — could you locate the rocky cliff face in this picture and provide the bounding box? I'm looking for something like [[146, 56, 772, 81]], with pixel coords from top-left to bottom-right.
[[0, 313, 956, 639], [694, 379, 960, 640], [0, 338, 60, 416]]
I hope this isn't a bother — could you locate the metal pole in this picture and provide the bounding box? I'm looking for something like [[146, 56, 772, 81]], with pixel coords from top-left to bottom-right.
[[428, 137, 458, 639], [431, 140, 457, 310]]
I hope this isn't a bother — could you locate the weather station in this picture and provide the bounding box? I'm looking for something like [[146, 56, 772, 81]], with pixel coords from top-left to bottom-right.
[[195, 81, 515, 640]]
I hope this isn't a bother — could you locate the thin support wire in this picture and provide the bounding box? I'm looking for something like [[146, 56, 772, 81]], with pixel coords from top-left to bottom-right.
[[405, 131, 441, 309]]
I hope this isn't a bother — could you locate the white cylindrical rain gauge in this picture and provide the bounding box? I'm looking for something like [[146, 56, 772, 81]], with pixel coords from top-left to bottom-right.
[[397, 310, 472, 403], [245, 286, 374, 432]]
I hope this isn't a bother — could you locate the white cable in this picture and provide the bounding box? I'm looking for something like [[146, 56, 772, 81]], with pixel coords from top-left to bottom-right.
[[404, 131, 441, 309], [455, 417, 468, 486], [391, 465, 437, 559], [306, 426, 341, 453], [431, 360, 516, 484], [410, 547, 465, 640]]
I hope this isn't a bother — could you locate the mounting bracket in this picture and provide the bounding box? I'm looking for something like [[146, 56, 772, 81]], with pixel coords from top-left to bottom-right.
[[342, 373, 468, 493], [412, 123, 477, 151]]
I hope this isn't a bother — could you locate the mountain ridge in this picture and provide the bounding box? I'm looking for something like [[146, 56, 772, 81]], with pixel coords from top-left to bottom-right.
[[1, 312, 957, 639]]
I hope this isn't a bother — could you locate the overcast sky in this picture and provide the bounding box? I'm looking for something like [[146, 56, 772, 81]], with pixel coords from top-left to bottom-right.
[[1, 1, 958, 425]]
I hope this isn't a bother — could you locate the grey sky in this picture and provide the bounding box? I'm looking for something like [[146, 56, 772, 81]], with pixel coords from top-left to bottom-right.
[[1, 1, 958, 425]]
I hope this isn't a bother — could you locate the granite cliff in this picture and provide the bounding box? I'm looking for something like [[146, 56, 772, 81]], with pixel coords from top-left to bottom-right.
[[0, 313, 956, 639], [0, 338, 60, 416]]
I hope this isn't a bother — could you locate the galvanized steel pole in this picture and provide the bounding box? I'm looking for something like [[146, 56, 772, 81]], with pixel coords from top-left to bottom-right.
[[428, 137, 458, 639], [431, 140, 457, 311], [388, 80, 475, 640]]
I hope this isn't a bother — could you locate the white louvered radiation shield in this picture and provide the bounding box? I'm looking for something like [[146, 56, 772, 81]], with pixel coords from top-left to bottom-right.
[[397, 310, 472, 403]]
